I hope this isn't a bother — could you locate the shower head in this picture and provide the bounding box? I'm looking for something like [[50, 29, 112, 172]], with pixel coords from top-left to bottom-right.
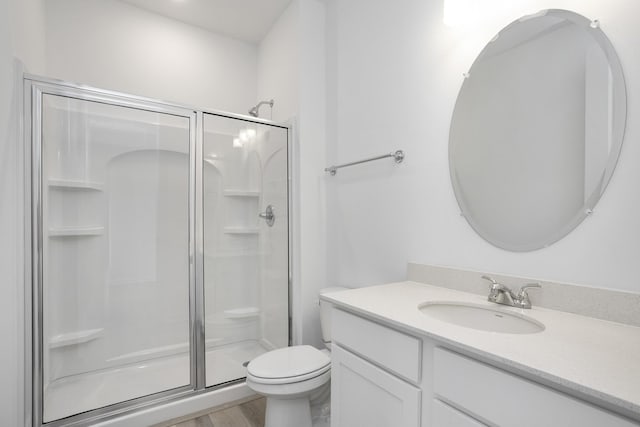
[[248, 99, 274, 117]]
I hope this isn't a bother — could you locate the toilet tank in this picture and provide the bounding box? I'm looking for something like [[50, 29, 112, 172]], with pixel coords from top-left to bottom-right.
[[319, 287, 349, 347]]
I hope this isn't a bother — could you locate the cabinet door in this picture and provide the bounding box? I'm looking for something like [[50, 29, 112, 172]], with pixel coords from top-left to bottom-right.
[[432, 399, 487, 427], [332, 345, 421, 427]]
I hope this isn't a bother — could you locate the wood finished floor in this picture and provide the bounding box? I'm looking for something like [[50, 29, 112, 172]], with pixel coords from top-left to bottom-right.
[[168, 397, 266, 427]]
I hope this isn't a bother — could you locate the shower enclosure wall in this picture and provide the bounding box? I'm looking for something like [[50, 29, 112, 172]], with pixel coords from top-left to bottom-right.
[[25, 77, 291, 426]]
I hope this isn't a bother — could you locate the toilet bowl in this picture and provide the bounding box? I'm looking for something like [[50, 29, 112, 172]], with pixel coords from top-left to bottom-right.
[[245, 287, 348, 427], [246, 345, 331, 427]]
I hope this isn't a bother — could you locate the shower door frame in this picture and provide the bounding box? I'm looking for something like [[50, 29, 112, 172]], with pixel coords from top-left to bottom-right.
[[24, 75, 293, 427]]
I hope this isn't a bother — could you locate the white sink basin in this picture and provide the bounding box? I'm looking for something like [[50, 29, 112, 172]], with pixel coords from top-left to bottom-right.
[[418, 301, 545, 334]]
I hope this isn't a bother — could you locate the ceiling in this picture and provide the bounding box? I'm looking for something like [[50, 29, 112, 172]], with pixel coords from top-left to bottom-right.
[[120, 0, 293, 43]]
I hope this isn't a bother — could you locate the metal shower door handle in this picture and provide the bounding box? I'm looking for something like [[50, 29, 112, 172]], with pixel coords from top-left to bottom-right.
[[259, 205, 275, 227]]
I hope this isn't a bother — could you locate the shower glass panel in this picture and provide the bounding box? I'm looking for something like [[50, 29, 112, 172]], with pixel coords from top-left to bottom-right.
[[203, 113, 289, 387], [39, 94, 192, 422]]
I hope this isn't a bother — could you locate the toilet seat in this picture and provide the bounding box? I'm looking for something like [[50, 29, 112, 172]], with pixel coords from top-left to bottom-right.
[[247, 345, 331, 385]]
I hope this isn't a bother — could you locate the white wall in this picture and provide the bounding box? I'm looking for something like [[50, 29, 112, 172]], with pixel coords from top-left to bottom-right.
[[0, 1, 19, 425], [257, 0, 327, 347], [257, 1, 299, 122], [44, 0, 258, 114], [297, 0, 327, 347], [326, 0, 640, 293], [8, 0, 46, 74]]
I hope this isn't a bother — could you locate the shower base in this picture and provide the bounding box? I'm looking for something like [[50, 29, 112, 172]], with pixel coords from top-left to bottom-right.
[[43, 340, 270, 423]]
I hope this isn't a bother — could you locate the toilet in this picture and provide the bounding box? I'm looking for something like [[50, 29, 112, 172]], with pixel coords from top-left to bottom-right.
[[245, 287, 348, 427]]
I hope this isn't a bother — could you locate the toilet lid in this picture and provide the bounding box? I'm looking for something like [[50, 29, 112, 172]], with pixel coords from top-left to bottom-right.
[[247, 345, 330, 380]]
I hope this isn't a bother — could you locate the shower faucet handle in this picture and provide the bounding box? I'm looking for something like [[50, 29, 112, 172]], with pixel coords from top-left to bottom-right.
[[259, 205, 275, 227]]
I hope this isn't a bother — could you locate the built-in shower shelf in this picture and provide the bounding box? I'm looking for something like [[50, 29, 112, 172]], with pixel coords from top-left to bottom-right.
[[49, 226, 105, 237], [107, 338, 223, 364], [223, 226, 259, 234], [223, 190, 260, 198], [223, 307, 261, 319], [48, 179, 104, 191], [49, 328, 104, 349]]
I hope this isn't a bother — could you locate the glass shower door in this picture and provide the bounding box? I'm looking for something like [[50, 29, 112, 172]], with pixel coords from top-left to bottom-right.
[[37, 92, 194, 422], [202, 113, 289, 387], [30, 78, 292, 426]]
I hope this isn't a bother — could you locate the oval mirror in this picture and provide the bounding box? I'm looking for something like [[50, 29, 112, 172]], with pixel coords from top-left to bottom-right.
[[449, 9, 626, 251]]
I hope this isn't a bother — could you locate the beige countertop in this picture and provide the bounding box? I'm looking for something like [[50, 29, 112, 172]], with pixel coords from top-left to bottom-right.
[[321, 281, 640, 420]]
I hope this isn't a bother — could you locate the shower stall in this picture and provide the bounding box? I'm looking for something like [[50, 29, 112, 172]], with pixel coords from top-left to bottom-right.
[[25, 76, 291, 426]]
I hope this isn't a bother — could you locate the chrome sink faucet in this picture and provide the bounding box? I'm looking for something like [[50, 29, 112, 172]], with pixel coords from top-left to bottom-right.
[[482, 275, 541, 309]]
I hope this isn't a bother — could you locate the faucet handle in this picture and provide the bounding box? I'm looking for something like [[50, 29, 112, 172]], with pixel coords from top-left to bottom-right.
[[482, 275, 508, 292], [481, 275, 498, 286], [516, 283, 541, 308], [518, 282, 541, 296]]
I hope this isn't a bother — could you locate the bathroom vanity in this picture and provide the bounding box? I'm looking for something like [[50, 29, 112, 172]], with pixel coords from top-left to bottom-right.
[[323, 282, 640, 427]]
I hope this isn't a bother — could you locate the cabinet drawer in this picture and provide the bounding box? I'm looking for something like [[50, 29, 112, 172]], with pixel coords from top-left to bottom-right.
[[332, 308, 421, 383], [433, 347, 637, 427]]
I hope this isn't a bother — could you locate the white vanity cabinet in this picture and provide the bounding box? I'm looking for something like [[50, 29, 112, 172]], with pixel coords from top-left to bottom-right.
[[330, 308, 640, 427]]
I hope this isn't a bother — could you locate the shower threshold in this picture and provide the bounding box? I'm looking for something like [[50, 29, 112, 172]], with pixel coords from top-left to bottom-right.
[[43, 340, 271, 423]]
